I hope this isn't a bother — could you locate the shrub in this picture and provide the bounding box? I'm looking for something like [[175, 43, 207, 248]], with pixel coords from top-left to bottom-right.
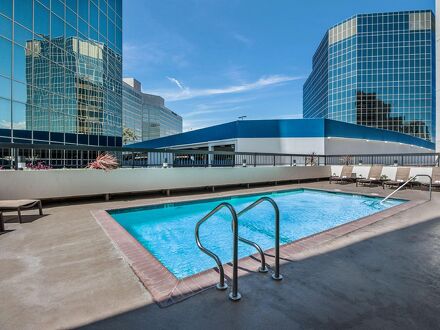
[[87, 153, 119, 171], [26, 162, 52, 170]]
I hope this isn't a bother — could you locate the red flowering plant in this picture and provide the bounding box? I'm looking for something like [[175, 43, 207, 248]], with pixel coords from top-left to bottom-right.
[[87, 153, 119, 171], [26, 162, 52, 170]]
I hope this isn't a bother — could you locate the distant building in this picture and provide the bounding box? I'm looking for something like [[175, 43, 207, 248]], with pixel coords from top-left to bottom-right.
[[122, 78, 182, 145], [129, 119, 434, 155], [304, 10, 435, 142]]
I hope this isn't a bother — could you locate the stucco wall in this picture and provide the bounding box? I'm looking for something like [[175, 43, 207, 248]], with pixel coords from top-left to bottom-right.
[[0, 166, 331, 200], [234, 137, 430, 155], [325, 137, 432, 155], [236, 138, 325, 154]]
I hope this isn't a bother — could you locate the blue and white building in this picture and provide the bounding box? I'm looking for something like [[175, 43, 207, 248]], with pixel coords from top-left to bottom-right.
[[130, 119, 434, 155], [304, 10, 436, 142]]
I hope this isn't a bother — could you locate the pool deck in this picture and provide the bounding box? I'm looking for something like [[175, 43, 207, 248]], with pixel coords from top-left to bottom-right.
[[1, 181, 440, 329]]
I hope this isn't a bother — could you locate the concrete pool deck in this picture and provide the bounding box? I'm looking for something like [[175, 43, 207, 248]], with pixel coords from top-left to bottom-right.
[[1, 181, 439, 329]]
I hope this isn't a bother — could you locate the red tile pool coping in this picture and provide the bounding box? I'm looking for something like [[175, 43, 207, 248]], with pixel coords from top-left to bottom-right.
[[92, 191, 425, 308]]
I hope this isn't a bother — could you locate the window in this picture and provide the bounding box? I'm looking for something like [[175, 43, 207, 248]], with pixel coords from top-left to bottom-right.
[[34, 1, 50, 36], [0, 37, 11, 77], [14, 0, 33, 28]]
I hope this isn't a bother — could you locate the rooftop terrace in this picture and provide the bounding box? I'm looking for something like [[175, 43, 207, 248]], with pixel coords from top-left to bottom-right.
[[1, 181, 439, 329]]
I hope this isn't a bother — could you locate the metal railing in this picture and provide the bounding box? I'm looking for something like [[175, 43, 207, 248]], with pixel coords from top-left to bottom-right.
[[0, 143, 325, 170], [0, 142, 439, 170], [194, 197, 283, 302], [194, 202, 241, 301], [381, 174, 432, 204], [236, 197, 282, 280], [325, 153, 440, 167]]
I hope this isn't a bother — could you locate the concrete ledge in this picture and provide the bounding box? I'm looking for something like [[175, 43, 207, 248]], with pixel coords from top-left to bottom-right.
[[0, 166, 330, 200]]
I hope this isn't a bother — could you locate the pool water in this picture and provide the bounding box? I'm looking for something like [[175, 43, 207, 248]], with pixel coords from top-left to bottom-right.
[[109, 189, 403, 279]]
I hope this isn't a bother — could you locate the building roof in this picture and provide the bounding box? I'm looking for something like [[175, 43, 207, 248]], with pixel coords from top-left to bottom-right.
[[129, 119, 435, 150]]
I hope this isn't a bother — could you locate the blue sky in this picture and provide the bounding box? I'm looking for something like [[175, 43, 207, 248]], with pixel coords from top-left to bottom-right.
[[123, 0, 434, 131]]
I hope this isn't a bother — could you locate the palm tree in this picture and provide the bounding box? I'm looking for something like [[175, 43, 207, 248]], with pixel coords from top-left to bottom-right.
[[123, 127, 139, 145]]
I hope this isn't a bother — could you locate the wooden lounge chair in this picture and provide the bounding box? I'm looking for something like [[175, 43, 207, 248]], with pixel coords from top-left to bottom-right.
[[329, 166, 355, 184], [356, 166, 383, 187], [383, 167, 411, 189], [0, 200, 43, 224]]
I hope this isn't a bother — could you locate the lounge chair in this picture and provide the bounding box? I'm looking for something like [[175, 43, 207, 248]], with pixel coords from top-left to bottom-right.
[[356, 165, 384, 187], [421, 167, 440, 190], [0, 200, 43, 224], [329, 166, 355, 184], [383, 167, 411, 189]]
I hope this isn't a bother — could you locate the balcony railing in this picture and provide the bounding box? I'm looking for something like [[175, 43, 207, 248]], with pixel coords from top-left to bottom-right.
[[0, 143, 438, 170], [0, 143, 325, 170]]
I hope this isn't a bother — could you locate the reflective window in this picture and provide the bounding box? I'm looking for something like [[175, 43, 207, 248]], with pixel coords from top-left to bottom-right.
[[0, 0, 12, 19], [0, 14, 12, 39], [0, 97, 11, 129], [14, 0, 33, 27], [12, 81, 27, 103], [34, 1, 50, 37], [12, 101, 26, 130], [66, 0, 77, 11], [66, 8, 77, 29], [304, 11, 435, 141], [0, 37, 12, 77], [99, 10, 107, 37], [78, 18, 88, 36], [90, 3, 98, 30], [0, 76, 11, 99], [14, 23, 33, 47], [51, 13, 64, 38], [78, 0, 89, 21], [0, 0, 123, 145], [52, 0, 65, 19], [13, 44, 26, 82]]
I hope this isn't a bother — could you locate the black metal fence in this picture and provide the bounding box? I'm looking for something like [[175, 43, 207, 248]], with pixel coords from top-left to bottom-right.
[[0, 143, 438, 170], [0, 143, 325, 170], [325, 153, 440, 167]]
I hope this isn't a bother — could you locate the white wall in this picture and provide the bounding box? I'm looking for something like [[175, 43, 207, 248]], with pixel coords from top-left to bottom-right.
[[0, 166, 331, 200], [230, 137, 431, 155], [236, 138, 325, 154], [325, 137, 432, 155]]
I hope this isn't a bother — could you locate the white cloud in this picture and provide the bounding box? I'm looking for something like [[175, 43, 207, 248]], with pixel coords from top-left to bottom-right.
[[232, 33, 252, 46], [184, 105, 244, 118], [147, 74, 304, 101], [0, 121, 26, 129], [167, 77, 185, 90]]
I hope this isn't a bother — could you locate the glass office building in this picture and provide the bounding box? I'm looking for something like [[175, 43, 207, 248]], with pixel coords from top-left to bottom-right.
[[122, 78, 182, 145], [304, 11, 435, 141], [0, 0, 123, 146]]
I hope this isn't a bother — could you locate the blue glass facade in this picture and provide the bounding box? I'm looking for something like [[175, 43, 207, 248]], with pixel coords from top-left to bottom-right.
[[0, 0, 123, 146], [303, 33, 328, 118], [304, 11, 435, 142]]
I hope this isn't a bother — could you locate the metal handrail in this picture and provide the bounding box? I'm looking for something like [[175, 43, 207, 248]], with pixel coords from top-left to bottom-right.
[[381, 174, 432, 204], [195, 202, 241, 301], [236, 197, 283, 280]]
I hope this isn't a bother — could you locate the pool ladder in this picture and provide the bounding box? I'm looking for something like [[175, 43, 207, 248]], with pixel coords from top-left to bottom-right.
[[194, 197, 282, 302]]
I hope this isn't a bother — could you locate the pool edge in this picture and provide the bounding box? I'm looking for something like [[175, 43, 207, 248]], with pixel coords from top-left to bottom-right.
[[91, 189, 425, 308]]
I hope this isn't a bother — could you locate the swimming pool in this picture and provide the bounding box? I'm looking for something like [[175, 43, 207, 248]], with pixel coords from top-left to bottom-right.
[[109, 189, 403, 279]]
